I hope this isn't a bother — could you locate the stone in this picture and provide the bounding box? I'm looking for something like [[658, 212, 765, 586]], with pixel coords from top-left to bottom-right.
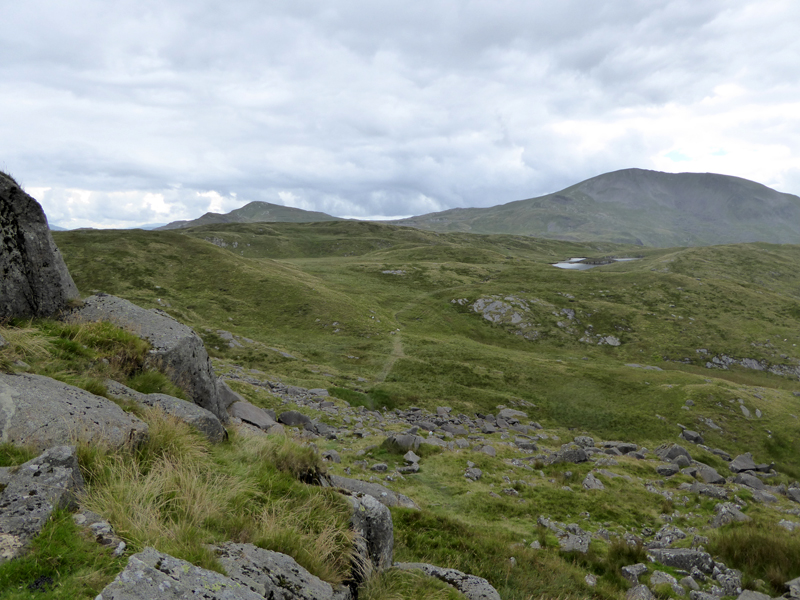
[[0, 446, 84, 563], [383, 433, 423, 453], [655, 443, 692, 463], [689, 592, 717, 600], [228, 401, 277, 430], [559, 532, 590, 553], [650, 571, 678, 586], [582, 472, 605, 490], [497, 408, 527, 422], [96, 547, 264, 599], [75, 294, 230, 421], [72, 510, 126, 556], [733, 472, 765, 490], [549, 443, 588, 464], [394, 562, 501, 600], [574, 436, 595, 448], [750, 489, 778, 503], [696, 464, 725, 485], [786, 576, 800, 598], [105, 380, 225, 443], [648, 548, 714, 574], [0, 373, 148, 451], [322, 449, 341, 463], [656, 463, 680, 477], [688, 481, 729, 500], [215, 542, 349, 600], [680, 430, 704, 444], [729, 453, 757, 473], [403, 450, 420, 464], [346, 492, 394, 582], [0, 334, 6, 348], [778, 519, 800, 532], [626, 585, 656, 600], [621, 563, 649, 584], [465, 467, 482, 481], [789, 488, 800, 504], [278, 410, 312, 428], [735, 592, 771, 600], [680, 576, 700, 591], [480, 445, 496, 457], [0, 176, 79, 320]]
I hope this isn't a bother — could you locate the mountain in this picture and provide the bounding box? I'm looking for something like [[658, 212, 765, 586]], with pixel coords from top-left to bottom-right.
[[157, 201, 344, 230], [394, 168, 800, 247]]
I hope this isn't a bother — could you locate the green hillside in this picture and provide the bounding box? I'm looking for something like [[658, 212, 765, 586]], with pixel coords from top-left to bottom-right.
[[43, 222, 800, 599]]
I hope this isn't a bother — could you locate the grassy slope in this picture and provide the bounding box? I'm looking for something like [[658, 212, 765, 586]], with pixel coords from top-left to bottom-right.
[[48, 223, 800, 599]]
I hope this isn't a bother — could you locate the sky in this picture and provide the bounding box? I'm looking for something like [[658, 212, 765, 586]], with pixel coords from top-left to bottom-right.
[[2, 1, 799, 229]]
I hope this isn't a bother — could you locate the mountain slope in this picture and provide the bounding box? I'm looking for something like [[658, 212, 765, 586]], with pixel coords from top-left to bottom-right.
[[394, 169, 800, 247], [157, 201, 344, 230]]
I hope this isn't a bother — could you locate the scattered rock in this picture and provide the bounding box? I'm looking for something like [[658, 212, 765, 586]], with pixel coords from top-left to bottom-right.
[[582, 472, 605, 490], [621, 563, 649, 584], [403, 451, 420, 464], [655, 443, 692, 463], [345, 492, 394, 582], [0, 177, 79, 320], [73, 510, 126, 557], [696, 464, 725, 485], [278, 410, 312, 428], [733, 472, 765, 490], [0, 373, 148, 451], [394, 562, 501, 600], [465, 468, 483, 481], [0, 446, 84, 563], [322, 449, 341, 463], [648, 548, 714, 574], [626, 584, 655, 600], [680, 430, 704, 445], [729, 453, 757, 473], [736, 591, 771, 600], [656, 463, 680, 477], [229, 401, 278, 431], [383, 433, 423, 453], [548, 443, 588, 464]]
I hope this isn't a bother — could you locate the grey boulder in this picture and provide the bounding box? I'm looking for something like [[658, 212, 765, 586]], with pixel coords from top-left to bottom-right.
[[394, 562, 501, 600], [215, 542, 351, 600], [0, 446, 84, 563], [648, 548, 714, 574], [627, 585, 656, 600], [383, 433, 423, 453], [583, 472, 605, 490], [680, 430, 704, 444], [105, 380, 225, 443], [0, 373, 148, 451], [655, 443, 692, 463], [696, 464, 725, 485], [729, 453, 757, 473], [549, 443, 588, 464], [96, 547, 263, 599], [0, 175, 79, 320], [229, 401, 279, 431], [278, 410, 312, 428], [733, 472, 765, 490], [345, 492, 394, 582], [326, 475, 418, 510], [74, 294, 230, 421]]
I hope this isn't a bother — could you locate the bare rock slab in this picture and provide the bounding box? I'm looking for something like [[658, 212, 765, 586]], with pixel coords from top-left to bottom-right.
[[0, 446, 84, 563], [105, 380, 225, 443], [0, 373, 148, 451], [215, 542, 351, 600], [75, 294, 230, 421], [648, 548, 714, 574], [394, 562, 501, 600], [0, 176, 79, 320], [96, 547, 264, 600]]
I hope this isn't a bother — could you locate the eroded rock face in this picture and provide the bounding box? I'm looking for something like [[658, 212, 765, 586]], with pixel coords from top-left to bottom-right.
[[346, 492, 394, 582], [0, 446, 84, 563], [75, 294, 231, 421], [0, 175, 78, 319], [0, 373, 148, 451]]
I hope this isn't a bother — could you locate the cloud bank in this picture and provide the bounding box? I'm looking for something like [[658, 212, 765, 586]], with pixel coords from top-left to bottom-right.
[[2, 0, 799, 228]]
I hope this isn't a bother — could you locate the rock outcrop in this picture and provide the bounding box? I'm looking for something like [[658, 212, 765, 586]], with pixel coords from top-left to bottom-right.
[[345, 492, 394, 582], [0, 446, 84, 563], [75, 294, 232, 421], [0, 373, 148, 451], [325, 474, 419, 509], [105, 380, 226, 443], [0, 174, 78, 319]]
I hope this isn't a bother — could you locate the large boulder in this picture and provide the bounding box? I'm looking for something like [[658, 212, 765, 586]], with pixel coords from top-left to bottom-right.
[[0, 175, 79, 320], [394, 562, 501, 600], [105, 380, 225, 443], [0, 373, 148, 451], [0, 446, 84, 563], [215, 542, 352, 600], [345, 492, 394, 582], [729, 453, 757, 473], [96, 547, 264, 600], [325, 474, 419, 510], [74, 294, 231, 421], [655, 443, 692, 463], [648, 548, 714, 574]]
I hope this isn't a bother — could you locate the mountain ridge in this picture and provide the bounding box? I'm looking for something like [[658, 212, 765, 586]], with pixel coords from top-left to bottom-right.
[[157, 200, 344, 230]]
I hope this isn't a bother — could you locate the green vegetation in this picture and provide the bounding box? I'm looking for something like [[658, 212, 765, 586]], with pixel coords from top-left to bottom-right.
[[2, 221, 796, 599]]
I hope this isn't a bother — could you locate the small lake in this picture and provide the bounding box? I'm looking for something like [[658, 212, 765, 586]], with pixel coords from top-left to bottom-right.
[[552, 257, 640, 270]]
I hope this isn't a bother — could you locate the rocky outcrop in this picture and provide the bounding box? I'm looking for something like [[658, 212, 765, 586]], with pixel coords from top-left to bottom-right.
[[394, 562, 501, 600], [105, 380, 226, 443], [648, 548, 714, 574], [0, 446, 84, 563], [96, 547, 264, 600], [215, 542, 352, 600], [0, 373, 148, 451], [0, 174, 79, 320], [75, 294, 232, 421]]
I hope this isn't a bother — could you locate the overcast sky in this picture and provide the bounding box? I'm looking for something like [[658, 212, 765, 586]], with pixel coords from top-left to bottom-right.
[[3, 1, 799, 229]]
